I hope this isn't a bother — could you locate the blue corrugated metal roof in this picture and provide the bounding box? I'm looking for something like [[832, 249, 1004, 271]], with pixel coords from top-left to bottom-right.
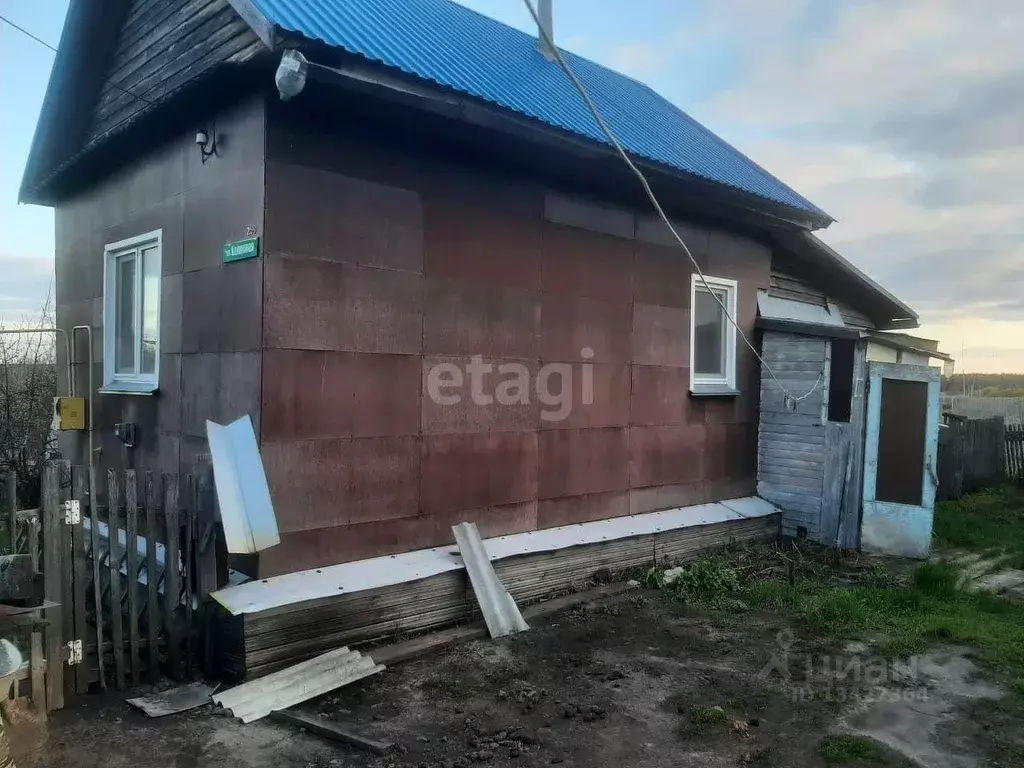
[[248, 0, 829, 220]]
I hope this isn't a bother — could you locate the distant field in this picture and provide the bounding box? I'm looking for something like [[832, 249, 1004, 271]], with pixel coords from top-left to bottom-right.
[[943, 395, 1024, 425]]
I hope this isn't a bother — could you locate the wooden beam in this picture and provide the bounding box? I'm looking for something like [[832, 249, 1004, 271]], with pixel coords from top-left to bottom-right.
[[88, 464, 106, 689], [269, 709, 392, 755], [125, 471, 141, 686], [5, 472, 16, 554], [144, 472, 160, 684], [41, 464, 63, 711], [71, 467, 88, 694], [107, 470, 125, 689]]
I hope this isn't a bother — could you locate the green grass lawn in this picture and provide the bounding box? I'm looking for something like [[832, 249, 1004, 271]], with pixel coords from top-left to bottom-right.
[[649, 485, 1024, 683], [933, 484, 1024, 566]]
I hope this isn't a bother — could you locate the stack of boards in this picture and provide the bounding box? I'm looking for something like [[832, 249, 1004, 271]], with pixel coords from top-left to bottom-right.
[[216, 511, 777, 679]]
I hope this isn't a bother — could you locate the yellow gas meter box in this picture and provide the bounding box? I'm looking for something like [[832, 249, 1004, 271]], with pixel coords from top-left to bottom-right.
[[56, 397, 86, 430]]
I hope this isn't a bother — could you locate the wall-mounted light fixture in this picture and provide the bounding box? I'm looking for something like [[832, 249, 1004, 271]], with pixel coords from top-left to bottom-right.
[[195, 127, 218, 163]]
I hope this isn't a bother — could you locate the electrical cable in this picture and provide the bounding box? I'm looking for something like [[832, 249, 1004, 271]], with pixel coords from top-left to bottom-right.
[[522, 0, 822, 407], [0, 13, 155, 107]]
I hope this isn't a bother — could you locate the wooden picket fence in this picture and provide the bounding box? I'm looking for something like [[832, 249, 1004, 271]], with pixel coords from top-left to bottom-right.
[[4, 463, 217, 711], [1, 473, 46, 711], [938, 416, 1017, 501], [1007, 425, 1024, 480]]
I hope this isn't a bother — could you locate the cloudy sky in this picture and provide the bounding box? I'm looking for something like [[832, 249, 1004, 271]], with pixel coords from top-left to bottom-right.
[[1, 0, 1021, 371]]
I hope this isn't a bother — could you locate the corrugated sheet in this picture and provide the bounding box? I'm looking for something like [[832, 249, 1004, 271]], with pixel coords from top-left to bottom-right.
[[452, 522, 529, 639], [212, 646, 384, 722], [249, 0, 827, 218]]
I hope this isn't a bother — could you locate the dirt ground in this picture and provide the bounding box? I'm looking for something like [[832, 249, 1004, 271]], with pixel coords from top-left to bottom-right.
[[13, 585, 1017, 768]]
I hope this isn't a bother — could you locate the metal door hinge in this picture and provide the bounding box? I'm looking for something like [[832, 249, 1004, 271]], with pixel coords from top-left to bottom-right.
[[64, 499, 81, 524], [66, 639, 83, 665]]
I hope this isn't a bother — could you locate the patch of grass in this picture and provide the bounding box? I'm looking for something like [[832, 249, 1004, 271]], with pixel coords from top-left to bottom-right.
[[817, 734, 885, 764], [741, 569, 1024, 677], [1013, 678, 1024, 696], [646, 558, 748, 611], [689, 705, 729, 725], [913, 561, 959, 598], [934, 484, 1024, 560]]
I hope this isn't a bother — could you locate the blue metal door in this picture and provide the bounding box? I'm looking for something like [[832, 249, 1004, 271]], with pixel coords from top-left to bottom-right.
[[861, 362, 941, 558]]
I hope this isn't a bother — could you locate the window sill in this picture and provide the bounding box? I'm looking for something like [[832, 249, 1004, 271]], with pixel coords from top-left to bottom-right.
[[99, 383, 159, 396], [689, 384, 740, 398]]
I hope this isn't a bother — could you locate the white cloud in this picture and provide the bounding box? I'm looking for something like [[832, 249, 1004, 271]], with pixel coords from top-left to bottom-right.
[[608, 42, 665, 78], [696, 0, 1024, 371]]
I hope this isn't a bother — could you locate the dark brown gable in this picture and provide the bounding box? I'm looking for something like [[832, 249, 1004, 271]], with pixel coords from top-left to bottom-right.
[[21, 0, 267, 204], [85, 0, 262, 146]]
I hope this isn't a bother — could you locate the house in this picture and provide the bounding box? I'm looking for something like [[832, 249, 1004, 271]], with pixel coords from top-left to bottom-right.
[[25, 0, 945, 652]]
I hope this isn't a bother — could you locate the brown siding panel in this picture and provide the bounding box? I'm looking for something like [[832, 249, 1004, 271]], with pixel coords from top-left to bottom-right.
[[537, 491, 630, 529], [629, 425, 705, 488], [540, 362, 630, 430], [423, 180, 544, 290], [420, 356, 541, 435], [631, 303, 690, 367], [261, 350, 421, 441], [539, 294, 631, 363], [422, 279, 540, 359], [420, 432, 538, 514], [630, 366, 697, 426], [633, 241, 699, 308], [264, 257, 423, 353], [264, 163, 423, 272], [541, 223, 634, 300], [263, 437, 419, 533], [537, 427, 630, 499]]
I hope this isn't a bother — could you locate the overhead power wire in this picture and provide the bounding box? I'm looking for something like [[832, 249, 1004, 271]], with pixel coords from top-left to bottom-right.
[[0, 13, 155, 107], [521, 0, 822, 407]]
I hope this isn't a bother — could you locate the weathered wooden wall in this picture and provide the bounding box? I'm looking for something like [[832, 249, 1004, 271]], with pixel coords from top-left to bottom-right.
[[837, 343, 868, 548], [1007, 425, 1024, 480], [84, 0, 262, 145], [757, 332, 827, 540], [757, 332, 866, 547], [938, 416, 1008, 499]]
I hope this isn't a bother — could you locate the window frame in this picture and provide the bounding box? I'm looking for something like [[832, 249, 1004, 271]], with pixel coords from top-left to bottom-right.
[[689, 273, 738, 394], [102, 229, 162, 394]]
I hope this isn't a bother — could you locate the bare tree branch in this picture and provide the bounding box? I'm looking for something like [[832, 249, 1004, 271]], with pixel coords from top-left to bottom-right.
[[0, 291, 58, 506]]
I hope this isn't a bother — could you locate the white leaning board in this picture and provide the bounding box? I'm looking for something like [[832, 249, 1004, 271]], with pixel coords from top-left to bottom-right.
[[452, 522, 528, 639]]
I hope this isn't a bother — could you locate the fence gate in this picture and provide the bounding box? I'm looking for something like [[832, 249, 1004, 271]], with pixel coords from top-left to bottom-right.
[[33, 463, 218, 708]]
